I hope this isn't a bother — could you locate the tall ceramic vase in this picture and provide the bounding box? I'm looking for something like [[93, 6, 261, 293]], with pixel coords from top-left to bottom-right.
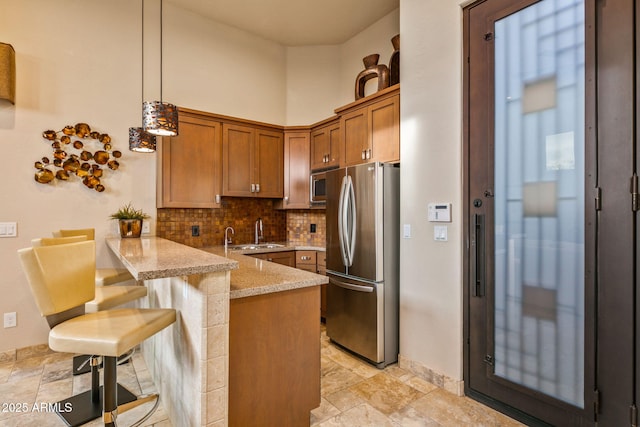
[[389, 34, 400, 86], [354, 54, 390, 100]]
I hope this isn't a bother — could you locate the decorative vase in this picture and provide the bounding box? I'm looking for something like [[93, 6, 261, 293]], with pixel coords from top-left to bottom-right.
[[354, 53, 390, 100], [389, 34, 400, 86], [118, 219, 143, 238]]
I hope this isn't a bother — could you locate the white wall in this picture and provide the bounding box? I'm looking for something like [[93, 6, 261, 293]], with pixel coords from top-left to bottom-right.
[[285, 9, 400, 125], [399, 0, 464, 382]]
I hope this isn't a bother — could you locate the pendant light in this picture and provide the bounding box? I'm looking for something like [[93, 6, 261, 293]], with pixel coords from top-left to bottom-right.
[[130, 0, 157, 152], [129, 0, 156, 153], [142, 0, 178, 137], [0, 42, 16, 104]]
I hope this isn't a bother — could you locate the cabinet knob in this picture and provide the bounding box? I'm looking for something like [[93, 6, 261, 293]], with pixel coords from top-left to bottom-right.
[[284, 196, 289, 204], [361, 150, 366, 160], [256, 183, 260, 193], [251, 184, 256, 192], [301, 256, 311, 261]]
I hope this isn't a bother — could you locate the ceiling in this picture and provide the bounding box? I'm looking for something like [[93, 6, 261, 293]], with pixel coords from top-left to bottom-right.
[[167, 0, 399, 46]]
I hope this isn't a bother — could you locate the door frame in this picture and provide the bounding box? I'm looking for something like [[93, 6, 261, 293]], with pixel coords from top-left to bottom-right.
[[462, 0, 597, 425]]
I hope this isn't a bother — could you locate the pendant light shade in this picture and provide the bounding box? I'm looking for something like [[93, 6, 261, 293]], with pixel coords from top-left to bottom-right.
[[129, 127, 157, 152], [143, 100, 178, 136], [0, 42, 16, 104], [142, 0, 178, 137]]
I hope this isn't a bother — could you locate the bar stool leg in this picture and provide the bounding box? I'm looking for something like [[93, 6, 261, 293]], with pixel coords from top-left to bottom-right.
[[103, 356, 117, 427]]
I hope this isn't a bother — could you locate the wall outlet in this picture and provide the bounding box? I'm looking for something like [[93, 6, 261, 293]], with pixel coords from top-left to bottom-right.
[[191, 225, 200, 237], [310, 224, 317, 233], [142, 222, 150, 234], [4, 312, 16, 328]]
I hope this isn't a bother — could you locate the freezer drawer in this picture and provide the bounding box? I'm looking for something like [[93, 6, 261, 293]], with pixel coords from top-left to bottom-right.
[[326, 274, 384, 365]]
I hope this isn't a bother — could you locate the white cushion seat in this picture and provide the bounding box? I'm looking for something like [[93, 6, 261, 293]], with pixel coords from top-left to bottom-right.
[[49, 307, 176, 357]]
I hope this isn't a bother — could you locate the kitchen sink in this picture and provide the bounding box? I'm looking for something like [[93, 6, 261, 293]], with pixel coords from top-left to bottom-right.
[[228, 243, 285, 250]]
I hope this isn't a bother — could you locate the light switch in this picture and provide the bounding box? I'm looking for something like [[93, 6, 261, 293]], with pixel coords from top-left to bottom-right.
[[0, 222, 17, 237], [403, 224, 411, 239], [434, 225, 448, 241]]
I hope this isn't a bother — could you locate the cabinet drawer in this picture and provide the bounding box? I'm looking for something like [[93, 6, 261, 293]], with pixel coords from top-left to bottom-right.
[[296, 250, 317, 265], [298, 264, 317, 273]]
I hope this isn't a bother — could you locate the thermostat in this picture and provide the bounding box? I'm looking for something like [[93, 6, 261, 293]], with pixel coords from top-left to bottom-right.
[[428, 203, 452, 222]]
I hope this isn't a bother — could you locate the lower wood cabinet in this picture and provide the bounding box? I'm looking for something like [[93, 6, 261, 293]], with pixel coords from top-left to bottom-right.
[[229, 286, 320, 427], [249, 251, 296, 267]]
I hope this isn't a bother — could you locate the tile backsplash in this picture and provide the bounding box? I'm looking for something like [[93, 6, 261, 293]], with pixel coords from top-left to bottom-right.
[[157, 198, 286, 248], [156, 199, 326, 249], [286, 210, 326, 247]]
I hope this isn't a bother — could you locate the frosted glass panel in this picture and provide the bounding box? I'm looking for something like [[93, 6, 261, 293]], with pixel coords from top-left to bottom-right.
[[493, 0, 585, 408]]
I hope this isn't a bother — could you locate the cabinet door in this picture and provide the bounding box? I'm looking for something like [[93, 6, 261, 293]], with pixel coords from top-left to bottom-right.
[[223, 124, 254, 197], [310, 128, 330, 171], [326, 123, 341, 169], [255, 128, 284, 198], [252, 251, 295, 267], [341, 107, 368, 166], [283, 131, 310, 208], [158, 115, 221, 208], [369, 94, 400, 163]]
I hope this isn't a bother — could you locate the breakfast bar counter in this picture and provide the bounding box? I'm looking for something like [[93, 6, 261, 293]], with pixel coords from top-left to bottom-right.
[[106, 237, 327, 426]]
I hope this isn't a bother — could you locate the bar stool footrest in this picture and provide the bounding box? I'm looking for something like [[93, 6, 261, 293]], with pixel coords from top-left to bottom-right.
[[55, 383, 136, 427]]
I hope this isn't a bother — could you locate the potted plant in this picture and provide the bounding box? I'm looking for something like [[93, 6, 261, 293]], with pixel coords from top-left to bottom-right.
[[109, 202, 150, 238]]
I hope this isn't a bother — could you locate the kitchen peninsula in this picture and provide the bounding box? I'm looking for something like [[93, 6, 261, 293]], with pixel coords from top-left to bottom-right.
[[106, 236, 327, 426]]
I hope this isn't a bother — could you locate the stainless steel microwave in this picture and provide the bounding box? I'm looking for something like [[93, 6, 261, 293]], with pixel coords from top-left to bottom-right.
[[310, 171, 327, 205]]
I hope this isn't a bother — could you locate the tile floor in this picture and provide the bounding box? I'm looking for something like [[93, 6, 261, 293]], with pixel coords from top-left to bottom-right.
[[0, 327, 524, 427]]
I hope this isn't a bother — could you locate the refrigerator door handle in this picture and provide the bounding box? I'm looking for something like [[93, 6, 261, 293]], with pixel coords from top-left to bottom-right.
[[338, 176, 349, 266], [329, 277, 374, 293], [346, 175, 357, 266]]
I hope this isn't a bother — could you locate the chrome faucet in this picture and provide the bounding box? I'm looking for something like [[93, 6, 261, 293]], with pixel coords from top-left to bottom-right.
[[254, 218, 263, 245], [224, 226, 235, 250]]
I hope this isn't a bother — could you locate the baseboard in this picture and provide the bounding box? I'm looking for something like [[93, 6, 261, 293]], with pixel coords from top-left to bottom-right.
[[398, 354, 464, 396]]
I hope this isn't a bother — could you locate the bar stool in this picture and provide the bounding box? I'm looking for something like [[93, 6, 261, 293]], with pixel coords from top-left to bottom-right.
[[53, 228, 134, 286], [18, 240, 176, 427], [33, 236, 147, 376]]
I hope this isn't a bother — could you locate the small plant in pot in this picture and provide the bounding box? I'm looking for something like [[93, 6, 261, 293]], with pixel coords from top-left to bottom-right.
[[109, 202, 150, 238]]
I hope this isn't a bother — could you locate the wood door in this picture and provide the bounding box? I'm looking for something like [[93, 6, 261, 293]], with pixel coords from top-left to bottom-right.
[[341, 107, 368, 166], [464, 0, 596, 425], [223, 123, 254, 197], [158, 114, 221, 208], [283, 131, 310, 208], [369, 94, 399, 163], [311, 127, 330, 170], [311, 121, 341, 170], [255, 128, 284, 198], [326, 122, 341, 169]]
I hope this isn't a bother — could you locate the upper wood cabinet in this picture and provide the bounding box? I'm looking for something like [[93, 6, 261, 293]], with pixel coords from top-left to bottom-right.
[[222, 123, 284, 198], [279, 130, 311, 209], [337, 86, 400, 167], [310, 119, 340, 171], [157, 111, 222, 208]]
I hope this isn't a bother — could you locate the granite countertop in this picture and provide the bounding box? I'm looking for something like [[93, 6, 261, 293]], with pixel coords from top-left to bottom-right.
[[106, 236, 238, 280], [202, 246, 328, 299]]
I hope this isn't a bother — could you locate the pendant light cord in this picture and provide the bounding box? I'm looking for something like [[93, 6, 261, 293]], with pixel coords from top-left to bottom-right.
[[160, 0, 163, 102], [141, 0, 144, 106]]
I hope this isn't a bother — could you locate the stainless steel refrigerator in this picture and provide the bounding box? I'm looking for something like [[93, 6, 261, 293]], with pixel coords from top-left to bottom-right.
[[325, 162, 399, 368]]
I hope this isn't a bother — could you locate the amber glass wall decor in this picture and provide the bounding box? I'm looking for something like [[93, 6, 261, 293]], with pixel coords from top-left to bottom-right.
[[33, 123, 122, 192]]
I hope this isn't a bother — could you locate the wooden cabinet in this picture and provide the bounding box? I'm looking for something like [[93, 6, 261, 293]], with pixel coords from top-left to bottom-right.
[[157, 111, 222, 208], [279, 131, 311, 209], [229, 286, 320, 427], [337, 86, 400, 167], [295, 250, 317, 272], [222, 123, 284, 198], [310, 118, 340, 171], [250, 250, 296, 267]]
